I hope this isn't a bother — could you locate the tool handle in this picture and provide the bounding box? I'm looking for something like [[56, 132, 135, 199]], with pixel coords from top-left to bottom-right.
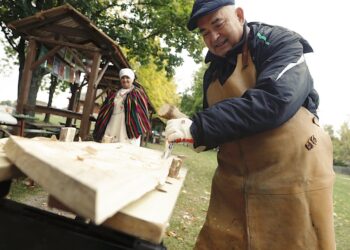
[[158, 104, 188, 120]]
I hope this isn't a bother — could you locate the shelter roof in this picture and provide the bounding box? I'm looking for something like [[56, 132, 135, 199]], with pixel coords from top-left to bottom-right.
[[8, 3, 130, 70]]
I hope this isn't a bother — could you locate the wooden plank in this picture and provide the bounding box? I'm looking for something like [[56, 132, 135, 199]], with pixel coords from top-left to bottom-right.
[[3, 136, 174, 224], [48, 169, 187, 244], [0, 139, 22, 182], [103, 168, 187, 244]]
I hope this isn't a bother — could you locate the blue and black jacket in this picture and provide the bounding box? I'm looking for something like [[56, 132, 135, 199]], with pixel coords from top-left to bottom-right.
[[190, 22, 318, 150]]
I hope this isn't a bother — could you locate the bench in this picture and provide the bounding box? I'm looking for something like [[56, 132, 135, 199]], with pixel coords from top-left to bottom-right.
[[24, 129, 57, 138]]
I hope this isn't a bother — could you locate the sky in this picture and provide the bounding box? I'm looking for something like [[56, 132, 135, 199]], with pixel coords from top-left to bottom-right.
[[1, 0, 349, 131]]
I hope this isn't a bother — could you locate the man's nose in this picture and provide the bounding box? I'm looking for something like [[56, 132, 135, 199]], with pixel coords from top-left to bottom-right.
[[209, 31, 220, 42]]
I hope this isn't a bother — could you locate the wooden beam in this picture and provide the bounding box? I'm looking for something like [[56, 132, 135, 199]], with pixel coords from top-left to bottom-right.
[[66, 47, 88, 73], [30, 45, 62, 70], [80, 52, 101, 139], [29, 36, 102, 53], [94, 62, 109, 87], [95, 88, 108, 101], [9, 12, 71, 33], [16, 39, 37, 115], [32, 104, 95, 121], [41, 25, 90, 40]]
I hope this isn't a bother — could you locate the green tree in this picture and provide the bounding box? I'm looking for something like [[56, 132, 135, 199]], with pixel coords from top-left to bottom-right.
[[325, 123, 350, 166], [0, 0, 203, 95], [180, 63, 207, 117], [0, 100, 14, 106], [133, 59, 179, 111], [0, 37, 16, 76], [337, 123, 350, 166]]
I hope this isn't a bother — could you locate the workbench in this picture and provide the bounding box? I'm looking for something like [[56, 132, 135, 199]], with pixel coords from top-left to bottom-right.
[[0, 169, 186, 250], [0, 137, 187, 250]]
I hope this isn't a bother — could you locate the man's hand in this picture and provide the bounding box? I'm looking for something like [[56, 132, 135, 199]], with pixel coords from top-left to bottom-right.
[[165, 118, 193, 143]]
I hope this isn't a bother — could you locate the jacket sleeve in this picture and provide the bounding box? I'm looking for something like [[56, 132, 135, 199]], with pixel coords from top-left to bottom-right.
[[191, 25, 315, 149]]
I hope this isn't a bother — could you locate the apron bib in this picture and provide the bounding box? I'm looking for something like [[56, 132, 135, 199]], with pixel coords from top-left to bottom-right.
[[194, 51, 335, 250]]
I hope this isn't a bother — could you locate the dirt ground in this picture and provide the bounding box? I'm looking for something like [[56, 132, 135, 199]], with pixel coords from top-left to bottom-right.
[[9, 178, 76, 219]]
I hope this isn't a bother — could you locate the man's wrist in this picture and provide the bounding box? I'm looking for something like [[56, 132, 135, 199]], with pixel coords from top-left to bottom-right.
[[173, 138, 194, 144]]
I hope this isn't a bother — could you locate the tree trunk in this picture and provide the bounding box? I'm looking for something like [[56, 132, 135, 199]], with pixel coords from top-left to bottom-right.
[[44, 75, 59, 123], [27, 67, 47, 117]]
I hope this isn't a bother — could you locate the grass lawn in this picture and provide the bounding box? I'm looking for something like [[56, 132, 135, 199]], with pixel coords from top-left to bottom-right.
[[34, 113, 81, 128], [7, 142, 350, 249], [333, 173, 350, 250]]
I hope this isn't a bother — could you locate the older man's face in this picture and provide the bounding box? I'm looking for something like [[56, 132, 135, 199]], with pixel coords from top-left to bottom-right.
[[197, 6, 245, 57]]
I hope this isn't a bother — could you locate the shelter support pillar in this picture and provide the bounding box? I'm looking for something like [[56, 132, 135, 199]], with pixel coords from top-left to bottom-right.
[[79, 52, 101, 140], [65, 83, 79, 127], [16, 39, 37, 115]]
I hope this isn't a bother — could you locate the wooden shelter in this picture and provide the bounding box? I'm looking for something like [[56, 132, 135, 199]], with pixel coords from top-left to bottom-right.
[[8, 4, 153, 139]]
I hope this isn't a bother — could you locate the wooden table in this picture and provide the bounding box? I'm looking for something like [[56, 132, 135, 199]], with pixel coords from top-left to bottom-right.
[[0, 111, 17, 126], [0, 112, 18, 138], [12, 114, 37, 136], [0, 138, 187, 245]]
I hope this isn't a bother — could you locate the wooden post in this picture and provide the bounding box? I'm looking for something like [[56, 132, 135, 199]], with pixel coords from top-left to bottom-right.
[[79, 52, 101, 139], [16, 39, 37, 115], [59, 127, 76, 142], [65, 83, 79, 126]]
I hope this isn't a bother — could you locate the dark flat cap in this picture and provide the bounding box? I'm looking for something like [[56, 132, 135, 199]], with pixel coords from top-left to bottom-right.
[[187, 0, 235, 31]]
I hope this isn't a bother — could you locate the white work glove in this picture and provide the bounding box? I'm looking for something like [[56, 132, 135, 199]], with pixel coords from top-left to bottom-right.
[[165, 118, 193, 144], [165, 118, 206, 153]]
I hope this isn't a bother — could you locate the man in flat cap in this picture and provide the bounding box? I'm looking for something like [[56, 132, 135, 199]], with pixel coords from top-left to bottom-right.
[[165, 0, 335, 249]]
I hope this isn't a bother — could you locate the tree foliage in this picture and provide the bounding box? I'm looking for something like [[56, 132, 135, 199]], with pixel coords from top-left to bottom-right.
[[325, 123, 350, 166], [0, 0, 203, 116], [0, 37, 16, 76], [0, 99, 14, 106], [132, 59, 179, 111], [0, 0, 204, 77], [180, 63, 207, 117]]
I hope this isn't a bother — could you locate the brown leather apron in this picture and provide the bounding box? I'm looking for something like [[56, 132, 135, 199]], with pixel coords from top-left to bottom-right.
[[194, 50, 336, 250]]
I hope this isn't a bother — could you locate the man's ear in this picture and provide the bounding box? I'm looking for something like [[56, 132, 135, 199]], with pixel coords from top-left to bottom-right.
[[235, 7, 245, 24]]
